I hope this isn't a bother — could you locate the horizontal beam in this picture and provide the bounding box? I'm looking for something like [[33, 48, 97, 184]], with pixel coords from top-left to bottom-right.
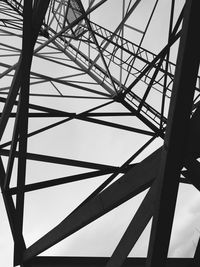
[[0, 96, 74, 116], [25, 256, 194, 267], [0, 112, 73, 118], [9, 167, 129, 194], [77, 116, 154, 135], [0, 149, 116, 170]]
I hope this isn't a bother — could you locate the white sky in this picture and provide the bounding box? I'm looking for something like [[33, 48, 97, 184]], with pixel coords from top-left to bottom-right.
[[1, 0, 200, 266]]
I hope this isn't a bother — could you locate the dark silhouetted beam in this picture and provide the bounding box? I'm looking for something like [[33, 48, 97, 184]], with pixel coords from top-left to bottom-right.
[[106, 179, 158, 267], [0, 149, 118, 170], [9, 168, 124, 194], [23, 256, 194, 267], [146, 1, 200, 266], [23, 147, 161, 262], [14, 1, 33, 264]]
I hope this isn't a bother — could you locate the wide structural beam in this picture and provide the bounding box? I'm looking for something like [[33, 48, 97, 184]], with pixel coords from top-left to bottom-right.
[[24, 256, 194, 267], [146, 1, 200, 267]]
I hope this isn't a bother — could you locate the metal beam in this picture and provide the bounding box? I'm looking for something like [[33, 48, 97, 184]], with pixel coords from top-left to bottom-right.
[[0, 1, 51, 265], [14, 1, 33, 264], [0, 157, 26, 265], [23, 256, 194, 267], [0, 149, 118, 170], [77, 116, 154, 135], [146, 1, 200, 266], [23, 147, 161, 262], [9, 168, 124, 194], [0, 0, 50, 142], [106, 179, 158, 267]]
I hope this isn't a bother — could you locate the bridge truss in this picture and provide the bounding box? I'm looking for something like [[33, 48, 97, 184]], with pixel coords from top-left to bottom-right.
[[0, 0, 200, 266]]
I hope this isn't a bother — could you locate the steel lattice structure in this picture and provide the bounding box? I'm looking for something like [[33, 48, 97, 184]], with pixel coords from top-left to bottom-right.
[[0, 0, 200, 266]]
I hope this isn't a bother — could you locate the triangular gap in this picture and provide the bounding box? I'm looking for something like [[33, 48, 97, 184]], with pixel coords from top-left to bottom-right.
[[100, 173, 124, 193], [34, 47, 72, 63], [39, 189, 147, 257], [23, 174, 110, 247], [77, 115, 152, 149], [126, 78, 148, 101], [88, 100, 127, 114], [0, 102, 6, 113], [1, 115, 17, 145], [128, 218, 152, 257], [81, 0, 91, 10], [1, 155, 8, 171], [49, 81, 110, 99], [168, 183, 200, 258], [34, 40, 66, 58], [12, 194, 16, 208], [83, 115, 153, 135], [130, 136, 162, 163], [25, 159, 109, 187]]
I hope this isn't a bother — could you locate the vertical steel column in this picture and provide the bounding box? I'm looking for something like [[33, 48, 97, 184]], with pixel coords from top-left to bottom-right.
[[12, 1, 51, 265], [0, 157, 26, 266], [14, 1, 33, 265], [146, 1, 200, 266]]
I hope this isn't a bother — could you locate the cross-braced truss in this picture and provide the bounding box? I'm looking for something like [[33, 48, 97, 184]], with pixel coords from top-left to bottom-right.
[[0, 0, 200, 266]]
